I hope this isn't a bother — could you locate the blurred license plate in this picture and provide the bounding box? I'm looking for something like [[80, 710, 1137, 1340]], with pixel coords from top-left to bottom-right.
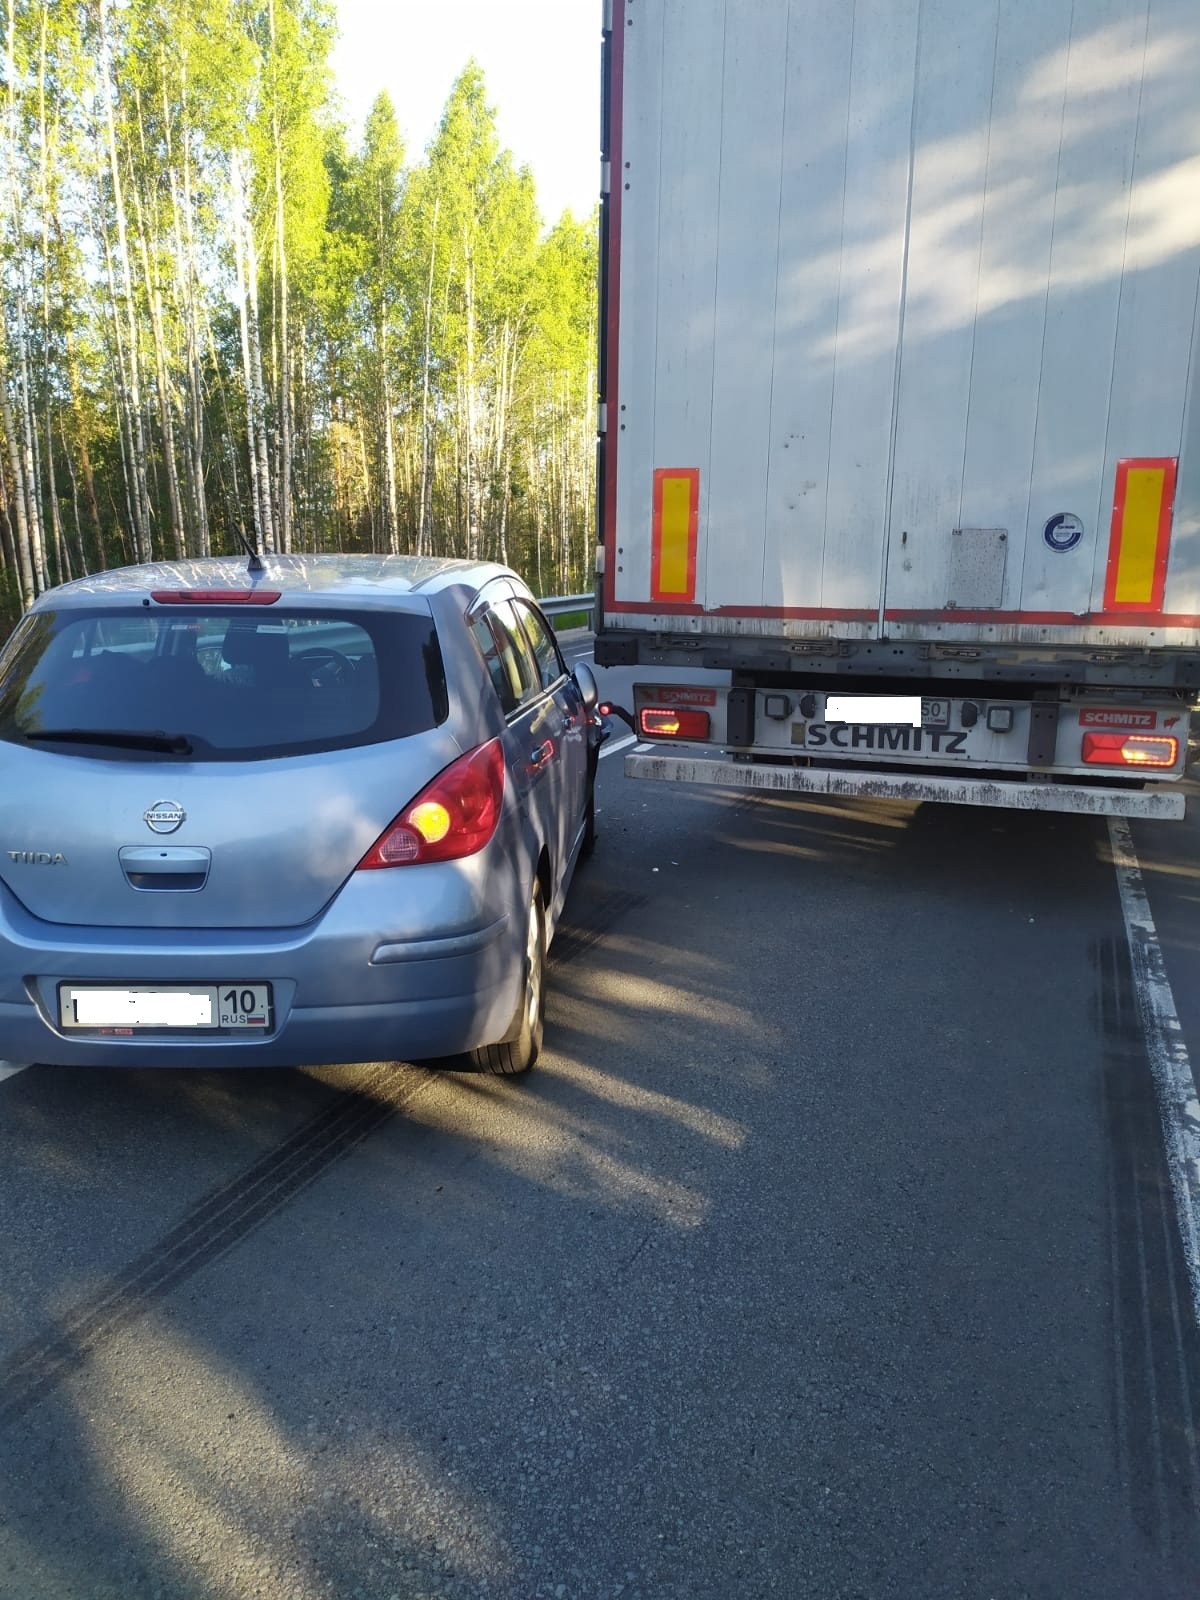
[[59, 983, 272, 1031], [823, 695, 953, 728]]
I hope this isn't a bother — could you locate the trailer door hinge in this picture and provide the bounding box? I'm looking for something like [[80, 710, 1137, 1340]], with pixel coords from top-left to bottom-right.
[[603, 0, 614, 32], [600, 159, 611, 197], [598, 401, 608, 434]]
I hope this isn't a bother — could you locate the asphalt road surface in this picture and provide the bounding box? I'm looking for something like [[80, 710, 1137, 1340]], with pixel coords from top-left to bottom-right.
[[1, 637, 1198, 1600]]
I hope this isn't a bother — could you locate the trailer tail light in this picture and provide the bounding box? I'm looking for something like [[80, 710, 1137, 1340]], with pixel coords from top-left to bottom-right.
[[357, 739, 505, 867], [639, 707, 710, 740], [1081, 732, 1179, 769]]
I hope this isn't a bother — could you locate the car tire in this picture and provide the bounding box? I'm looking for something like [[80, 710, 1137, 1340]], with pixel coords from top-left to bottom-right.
[[578, 777, 597, 862], [467, 884, 546, 1076]]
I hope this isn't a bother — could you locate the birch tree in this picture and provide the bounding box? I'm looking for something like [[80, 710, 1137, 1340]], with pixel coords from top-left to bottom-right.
[[0, 28, 598, 633]]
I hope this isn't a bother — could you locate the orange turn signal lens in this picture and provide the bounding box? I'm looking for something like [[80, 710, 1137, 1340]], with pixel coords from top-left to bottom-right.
[[408, 801, 453, 844], [639, 707, 711, 740], [1081, 732, 1178, 769]]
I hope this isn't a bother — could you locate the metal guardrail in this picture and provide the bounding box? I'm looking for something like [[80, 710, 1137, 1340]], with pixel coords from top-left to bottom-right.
[[539, 592, 595, 628]]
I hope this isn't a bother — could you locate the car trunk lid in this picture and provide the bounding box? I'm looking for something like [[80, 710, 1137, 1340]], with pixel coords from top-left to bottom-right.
[[0, 732, 463, 928]]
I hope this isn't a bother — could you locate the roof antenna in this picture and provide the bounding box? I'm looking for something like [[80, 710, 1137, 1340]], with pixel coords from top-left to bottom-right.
[[233, 522, 265, 575]]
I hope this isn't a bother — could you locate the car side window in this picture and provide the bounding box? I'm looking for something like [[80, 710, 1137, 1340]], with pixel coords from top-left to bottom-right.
[[470, 614, 516, 714], [488, 601, 541, 711], [513, 601, 566, 692]]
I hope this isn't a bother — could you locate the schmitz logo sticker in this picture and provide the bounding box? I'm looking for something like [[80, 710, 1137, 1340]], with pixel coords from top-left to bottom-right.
[[1078, 710, 1157, 729], [653, 688, 717, 708], [804, 724, 971, 758]]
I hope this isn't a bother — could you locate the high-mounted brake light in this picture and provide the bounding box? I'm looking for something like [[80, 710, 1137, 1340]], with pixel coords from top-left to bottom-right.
[[639, 707, 711, 740], [357, 739, 506, 868], [150, 590, 282, 605], [1082, 732, 1178, 769]]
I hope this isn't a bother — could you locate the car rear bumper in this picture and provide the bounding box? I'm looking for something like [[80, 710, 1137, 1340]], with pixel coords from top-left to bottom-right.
[[0, 902, 521, 1068], [0, 989, 515, 1068]]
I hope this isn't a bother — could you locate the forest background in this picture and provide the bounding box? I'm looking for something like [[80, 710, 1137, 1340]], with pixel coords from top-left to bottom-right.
[[0, 0, 599, 629]]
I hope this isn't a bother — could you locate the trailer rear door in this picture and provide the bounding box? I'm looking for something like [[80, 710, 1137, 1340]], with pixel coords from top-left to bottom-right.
[[602, 0, 1200, 651], [880, 0, 1200, 647]]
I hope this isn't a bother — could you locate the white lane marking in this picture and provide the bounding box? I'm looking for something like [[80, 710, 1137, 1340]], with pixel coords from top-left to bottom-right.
[[0, 1062, 30, 1083], [1109, 816, 1200, 1324], [634, 742, 652, 754], [600, 732, 637, 760]]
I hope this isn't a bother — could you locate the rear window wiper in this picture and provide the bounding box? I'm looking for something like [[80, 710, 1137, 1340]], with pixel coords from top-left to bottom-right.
[[23, 727, 194, 754]]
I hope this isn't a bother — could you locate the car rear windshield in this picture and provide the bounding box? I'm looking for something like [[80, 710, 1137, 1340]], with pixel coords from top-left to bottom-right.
[[0, 606, 448, 761]]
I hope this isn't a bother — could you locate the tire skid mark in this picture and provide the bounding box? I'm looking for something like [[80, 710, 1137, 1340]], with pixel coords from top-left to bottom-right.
[[1, 888, 647, 1424], [0, 1064, 436, 1427], [1095, 933, 1200, 1566], [550, 888, 648, 969]]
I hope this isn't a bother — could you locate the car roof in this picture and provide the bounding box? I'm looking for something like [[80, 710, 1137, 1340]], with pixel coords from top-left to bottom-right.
[[33, 554, 529, 609]]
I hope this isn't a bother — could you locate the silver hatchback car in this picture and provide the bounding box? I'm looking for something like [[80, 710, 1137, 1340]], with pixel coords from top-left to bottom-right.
[[0, 555, 603, 1074]]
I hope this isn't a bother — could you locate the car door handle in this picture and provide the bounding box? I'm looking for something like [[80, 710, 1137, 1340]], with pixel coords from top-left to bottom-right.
[[529, 739, 555, 772]]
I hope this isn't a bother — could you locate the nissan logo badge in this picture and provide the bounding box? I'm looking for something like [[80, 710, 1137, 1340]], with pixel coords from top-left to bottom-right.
[[144, 799, 186, 835]]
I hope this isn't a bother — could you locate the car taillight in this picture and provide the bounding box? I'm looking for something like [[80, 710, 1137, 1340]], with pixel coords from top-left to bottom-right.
[[357, 739, 506, 868], [150, 590, 282, 604], [639, 707, 711, 739], [1082, 732, 1179, 769]]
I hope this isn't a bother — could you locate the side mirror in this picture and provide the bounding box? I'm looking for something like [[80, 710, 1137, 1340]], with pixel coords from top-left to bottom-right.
[[573, 660, 599, 713]]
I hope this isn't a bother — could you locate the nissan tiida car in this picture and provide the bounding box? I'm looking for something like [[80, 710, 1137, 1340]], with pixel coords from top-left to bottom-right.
[[0, 556, 603, 1075]]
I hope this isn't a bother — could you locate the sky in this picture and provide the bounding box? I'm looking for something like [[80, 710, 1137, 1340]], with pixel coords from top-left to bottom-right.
[[329, 0, 602, 226]]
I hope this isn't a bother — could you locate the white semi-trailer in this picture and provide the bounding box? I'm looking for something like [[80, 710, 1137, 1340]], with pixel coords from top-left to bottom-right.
[[594, 0, 1200, 817]]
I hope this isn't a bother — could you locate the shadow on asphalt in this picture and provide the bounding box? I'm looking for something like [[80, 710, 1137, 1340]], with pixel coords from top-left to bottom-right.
[[0, 789, 1198, 1598]]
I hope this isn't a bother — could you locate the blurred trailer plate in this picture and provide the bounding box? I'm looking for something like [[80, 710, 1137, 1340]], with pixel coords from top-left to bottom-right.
[[825, 695, 923, 727], [59, 983, 272, 1031], [823, 695, 952, 728]]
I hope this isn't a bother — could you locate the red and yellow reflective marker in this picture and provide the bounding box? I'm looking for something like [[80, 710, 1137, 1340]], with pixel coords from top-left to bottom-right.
[[651, 468, 699, 604], [1102, 457, 1178, 613]]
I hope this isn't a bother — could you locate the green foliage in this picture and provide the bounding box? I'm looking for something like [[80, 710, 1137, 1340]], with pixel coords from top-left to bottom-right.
[[0, 9, 597, 605]]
